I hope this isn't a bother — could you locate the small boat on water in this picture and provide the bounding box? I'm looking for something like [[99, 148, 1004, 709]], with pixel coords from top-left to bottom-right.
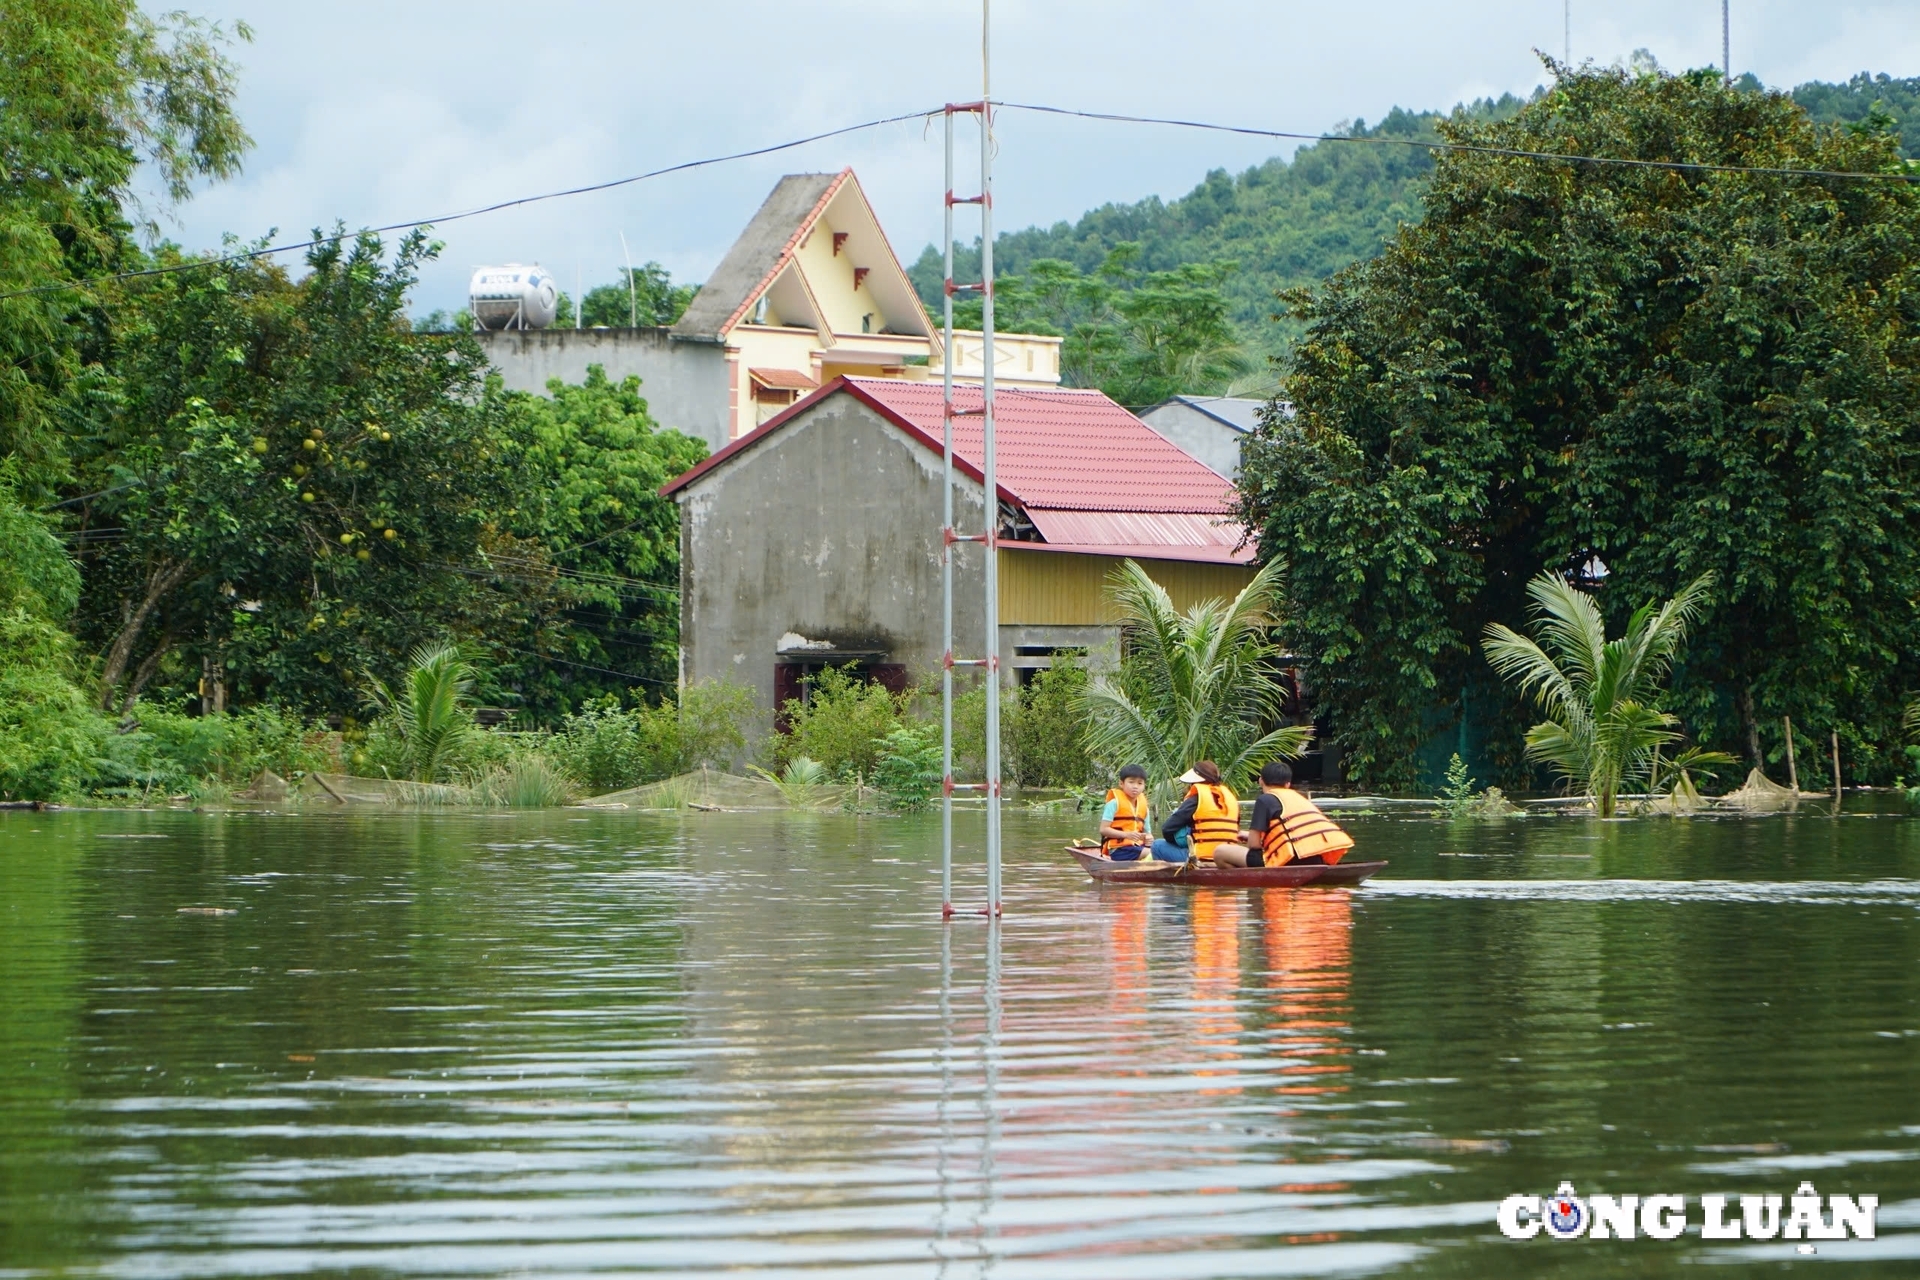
[[1067, 846, 1387, 888]]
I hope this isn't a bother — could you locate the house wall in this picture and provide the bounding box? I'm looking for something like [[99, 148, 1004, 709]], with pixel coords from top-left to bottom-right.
[[676, 395, 989, 729], [1137, 401, 1245, 479], [475, 329, 733, 453], [997, 547, 1256, 624]]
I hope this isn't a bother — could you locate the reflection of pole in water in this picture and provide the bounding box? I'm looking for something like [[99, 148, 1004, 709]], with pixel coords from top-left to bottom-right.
[[934, 925, 954, 1275], [979, 918, 1002, 1273]]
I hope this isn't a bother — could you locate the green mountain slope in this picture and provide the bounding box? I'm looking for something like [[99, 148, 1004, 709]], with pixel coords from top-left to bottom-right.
[[1793, 73, 1920, 158], [912, 76, 1914, 362]]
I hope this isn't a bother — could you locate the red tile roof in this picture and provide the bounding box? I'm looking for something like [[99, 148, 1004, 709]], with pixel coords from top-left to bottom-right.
[[663, 377, 1239, 517]]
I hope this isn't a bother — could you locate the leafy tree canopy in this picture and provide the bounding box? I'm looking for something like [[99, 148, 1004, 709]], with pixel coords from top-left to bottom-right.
[[1794, 73, 1920, 159], [498, 366, 706, 712], [0, 0, 251, 496], [1236, 62, 1920, 790], [68, 229, 557, 713], [952, 245, 1250, 405], [914, 101, 1523, 364]]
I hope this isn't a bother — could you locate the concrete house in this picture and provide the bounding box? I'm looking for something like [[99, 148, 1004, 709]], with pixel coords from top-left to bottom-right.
[[661, 376, 1256, 722], [478, 169, 1062, 453], [1137, 395, 1273, 479]]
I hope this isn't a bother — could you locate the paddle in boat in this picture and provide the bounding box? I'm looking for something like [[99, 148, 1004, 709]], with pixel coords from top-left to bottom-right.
[[1066, 844, 1386, 888]]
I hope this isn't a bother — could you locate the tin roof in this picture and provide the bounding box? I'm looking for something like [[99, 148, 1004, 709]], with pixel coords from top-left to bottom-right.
[[662, 377, 1253, 561], [748, 367, 819, 391]]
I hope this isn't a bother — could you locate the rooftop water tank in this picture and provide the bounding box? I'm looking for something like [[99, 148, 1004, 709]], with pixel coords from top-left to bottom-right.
[[469, 264, 558, 330]]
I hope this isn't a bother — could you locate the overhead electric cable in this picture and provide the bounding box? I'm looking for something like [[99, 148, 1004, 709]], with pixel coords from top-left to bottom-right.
[[996, 101, 1920, 185], [9, 96, 1914, 311], [0, 107, 944, 304]]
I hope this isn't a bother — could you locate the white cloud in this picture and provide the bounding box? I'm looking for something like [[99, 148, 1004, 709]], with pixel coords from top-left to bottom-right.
[[149, 1, 1920, 315]]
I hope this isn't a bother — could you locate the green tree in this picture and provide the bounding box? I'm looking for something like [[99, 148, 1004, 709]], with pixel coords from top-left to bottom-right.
[[953, 246, 1248, 404], [0, 2, 250, 497], [916, 103, 1524, 363], [501, 366, 706, 713], [1078, 558, 1310, 807], [568, 263, 697, 328], [1484, 572, 1711, 817], [0, 488, 103, 800], [1237, 64, 1920, 788], [1794, 73, 1920, 159], [69, 230, 559, 712]]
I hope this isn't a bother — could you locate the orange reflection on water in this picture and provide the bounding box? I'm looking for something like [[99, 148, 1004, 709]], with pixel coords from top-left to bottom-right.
[[1259, 888, 1354, 1096], [1190, 891, 1245, 1095]]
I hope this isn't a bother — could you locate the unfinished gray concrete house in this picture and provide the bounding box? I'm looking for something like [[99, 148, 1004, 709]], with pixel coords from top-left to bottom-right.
[[661, 377, 1256, 728]]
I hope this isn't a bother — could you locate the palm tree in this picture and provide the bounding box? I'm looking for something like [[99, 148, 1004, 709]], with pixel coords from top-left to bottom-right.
[[1484, 572, 1713, 817], [366, 641, 479, 782], [1078, 558, 1311, 806]]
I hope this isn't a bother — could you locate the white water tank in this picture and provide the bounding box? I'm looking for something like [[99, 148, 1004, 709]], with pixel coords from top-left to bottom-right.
[[468, 264, 559, 330]]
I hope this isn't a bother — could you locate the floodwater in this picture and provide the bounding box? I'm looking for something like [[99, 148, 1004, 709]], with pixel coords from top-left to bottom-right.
[[3, 803, 1920, 1278]]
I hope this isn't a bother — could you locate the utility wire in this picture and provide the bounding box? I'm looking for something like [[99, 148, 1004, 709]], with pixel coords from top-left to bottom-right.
[[0, 107, 944, 305], [996, 101, 1920, 185], [6, 95, 1917, 310]]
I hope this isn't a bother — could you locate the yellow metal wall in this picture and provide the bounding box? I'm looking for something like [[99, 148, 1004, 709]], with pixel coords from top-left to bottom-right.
[[997, 548, 1256, 625]]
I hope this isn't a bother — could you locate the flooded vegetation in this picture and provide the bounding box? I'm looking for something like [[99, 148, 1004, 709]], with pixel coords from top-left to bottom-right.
[[4, 804, 1919, 1276]]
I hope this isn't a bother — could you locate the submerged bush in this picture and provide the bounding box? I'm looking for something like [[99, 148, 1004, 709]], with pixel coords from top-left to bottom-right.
[[546, 680, 754, 793], [1008, 658, 1094, 789], [475, 751, 576, 808], [772, 667, 909, 779], [872, 723, 943, 811]]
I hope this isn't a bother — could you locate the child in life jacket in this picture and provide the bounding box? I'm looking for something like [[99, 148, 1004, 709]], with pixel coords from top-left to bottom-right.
[[1214, 759, 1354, 868], [1098, 764, 1152, 860]]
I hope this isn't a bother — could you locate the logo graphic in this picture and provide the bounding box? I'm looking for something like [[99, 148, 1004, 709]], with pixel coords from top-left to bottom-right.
[[1542, 1182, 1587, 1240], [1498, 1181, 1878, 1244]]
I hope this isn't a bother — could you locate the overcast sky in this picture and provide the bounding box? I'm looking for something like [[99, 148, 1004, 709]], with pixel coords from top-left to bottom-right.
[[152, 1, 1920, 317]]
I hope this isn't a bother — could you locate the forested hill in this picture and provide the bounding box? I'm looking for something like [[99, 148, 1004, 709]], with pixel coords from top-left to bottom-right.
[[910, 75, 1918, 356]]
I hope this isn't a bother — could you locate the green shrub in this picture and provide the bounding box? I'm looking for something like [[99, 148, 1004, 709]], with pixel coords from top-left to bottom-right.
[[546, 680, 754, 793], [1009, 658, 1093, 788], [872, 723, 943, 811], [773, 666, 909, 779], [476, 750, 576, 808], [0, 609, 106, 801], [128, 704, 331, 782]]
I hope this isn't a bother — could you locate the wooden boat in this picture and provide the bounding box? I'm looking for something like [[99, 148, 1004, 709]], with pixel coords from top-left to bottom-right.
[[1067, 847, 1386, 888]]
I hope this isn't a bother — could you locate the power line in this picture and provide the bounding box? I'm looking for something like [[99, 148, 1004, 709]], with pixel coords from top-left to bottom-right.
[[0, 106, 944, 305], [996, 101, 1920, 185], [5, 91, 1915, 312]]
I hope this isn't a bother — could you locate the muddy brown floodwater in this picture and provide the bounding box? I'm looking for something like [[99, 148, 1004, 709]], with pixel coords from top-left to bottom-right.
[[3, 802, 1919, 1277]]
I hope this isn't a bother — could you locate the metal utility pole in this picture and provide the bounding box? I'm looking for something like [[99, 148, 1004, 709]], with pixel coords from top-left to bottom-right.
[[938, 0, 1002, 918], [1564, 0, 1570, 65], [1723, 0, 1731, 82]]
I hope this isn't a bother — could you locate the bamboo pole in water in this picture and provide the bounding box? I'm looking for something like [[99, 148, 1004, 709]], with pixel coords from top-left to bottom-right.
[[1831, 731, 1843, 802], [1783, 716, 1798, 793]]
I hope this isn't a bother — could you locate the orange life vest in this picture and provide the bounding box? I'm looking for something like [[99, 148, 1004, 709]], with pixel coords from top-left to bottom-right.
[[1102, 788, 1150, 855], [1257, 787, 1354, 865], [1188, 783, 1241, 860]]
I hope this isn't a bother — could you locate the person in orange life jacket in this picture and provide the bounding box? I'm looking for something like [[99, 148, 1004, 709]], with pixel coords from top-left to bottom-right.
[[1152, 760, 1246, 863], [1213, 759, 1355, 868], [1098, 764, 1152, 861]]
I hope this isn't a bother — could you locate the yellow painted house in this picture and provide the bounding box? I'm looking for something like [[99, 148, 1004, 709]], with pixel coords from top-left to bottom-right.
[[669, 168, 1062, 439]]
